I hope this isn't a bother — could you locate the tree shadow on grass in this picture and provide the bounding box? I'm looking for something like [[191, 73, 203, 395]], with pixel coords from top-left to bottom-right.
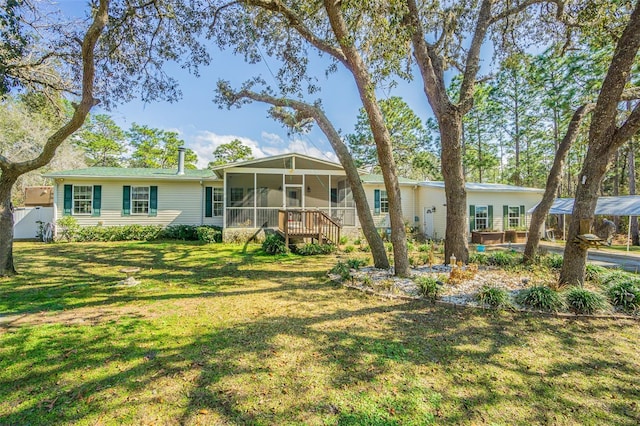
[[2, 242, 640, 424]]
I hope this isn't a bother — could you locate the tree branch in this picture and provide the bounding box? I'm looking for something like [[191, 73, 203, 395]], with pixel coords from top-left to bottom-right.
[[11, 0, 109, 175], [612, 102, 640, 148], [458, 0, 493, 114], [489, 0, 565, 24], [243, 0, 348, 65]]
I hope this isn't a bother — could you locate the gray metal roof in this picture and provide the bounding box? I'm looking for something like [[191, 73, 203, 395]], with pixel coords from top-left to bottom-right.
[[420, 181, 544, 193], [528, 196, 640, 215]]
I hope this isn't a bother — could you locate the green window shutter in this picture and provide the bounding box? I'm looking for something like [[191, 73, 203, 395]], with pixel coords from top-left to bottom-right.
[[205, 187, 213, 218], [503, 205, 509, 229], [92, 185, 102, 217], [469, 205, 475, 232], [63, 185, 72, 216], [488, 205, 494, 230], [149, 186, 158, 217], [374, 189, 380, 214], [520, 205, 525, 227], [122, 186, 131, 216]]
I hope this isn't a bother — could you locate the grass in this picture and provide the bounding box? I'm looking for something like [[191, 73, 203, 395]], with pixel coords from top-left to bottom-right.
[[1, 241, 640, 425]]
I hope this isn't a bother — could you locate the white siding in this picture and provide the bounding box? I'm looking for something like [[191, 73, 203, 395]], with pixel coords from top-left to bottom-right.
[[54, 179, 208, 227], [416, 185, 543, 240], [362, 184, 417, 228]]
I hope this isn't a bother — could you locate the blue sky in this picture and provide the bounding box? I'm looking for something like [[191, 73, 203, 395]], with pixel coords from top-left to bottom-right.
[[99, 47, 436, 168]]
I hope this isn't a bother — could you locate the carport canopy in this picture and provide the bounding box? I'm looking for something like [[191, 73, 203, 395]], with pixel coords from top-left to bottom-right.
[[528, 196, 640, 216]]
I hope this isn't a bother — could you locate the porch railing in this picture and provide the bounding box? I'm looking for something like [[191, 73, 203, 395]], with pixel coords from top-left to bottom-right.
[[226, 208, 280, 228], [278, 209, 341, 245]]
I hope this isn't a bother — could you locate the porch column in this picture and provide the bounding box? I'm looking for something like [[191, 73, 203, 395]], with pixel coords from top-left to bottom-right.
[[282, 174, 285, 208], [254, 172, 257, 228], [328, 175, 332, 218], [223, 170, 227, 229]]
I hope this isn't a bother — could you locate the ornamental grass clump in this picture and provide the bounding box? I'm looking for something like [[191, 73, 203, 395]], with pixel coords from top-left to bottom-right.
[[564, 287, 608, 315], [516, 286, 564, 312], [346, 258, 367, 270], [476, 285, 511, 309], [329, 261, 351, 280], [585, 264, 608, 285], [488, 251, 521, 268], [607, 281, 640, 312], [543, 253, 564, 270], [415, 275, 442, 302]]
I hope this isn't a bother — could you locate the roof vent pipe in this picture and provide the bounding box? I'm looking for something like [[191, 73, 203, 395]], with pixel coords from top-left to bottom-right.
[[177, 147, 185, 175]]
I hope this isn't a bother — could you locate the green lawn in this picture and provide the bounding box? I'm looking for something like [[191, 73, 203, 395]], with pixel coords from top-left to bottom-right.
[[1, 241, 639, 425]]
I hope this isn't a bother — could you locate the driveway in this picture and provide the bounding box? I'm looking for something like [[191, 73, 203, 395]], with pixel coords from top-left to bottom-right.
[[497, 242, 640, 274]]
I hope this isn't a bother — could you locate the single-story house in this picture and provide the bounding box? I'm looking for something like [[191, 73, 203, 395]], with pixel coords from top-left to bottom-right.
[[44, 151, 544, 242]]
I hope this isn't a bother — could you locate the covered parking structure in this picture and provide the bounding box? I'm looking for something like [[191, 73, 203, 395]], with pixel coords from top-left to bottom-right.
[[529, 195, 640, 250]]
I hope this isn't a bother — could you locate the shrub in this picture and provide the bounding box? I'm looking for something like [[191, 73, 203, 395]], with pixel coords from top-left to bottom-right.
[[196, 226, 222, 243], [293, 243, 336, 256], [564, 287, 608, 315], [417, 243, 431, 252], [329, 261, 351, 280], [262, 234, 288, 255], [56, 216, 80, 242], [415, 276, 442, 302], [385, 242, 393, 252], [544, 253, 564, 270], [161, 224, 199, 240], [339, 236, 348, 245], [343, 245, 355, 253], [607, 281, 640, 312], [516, 286, 564, 311], [353, 238, 361, 246], [476, 285, 510, 308]]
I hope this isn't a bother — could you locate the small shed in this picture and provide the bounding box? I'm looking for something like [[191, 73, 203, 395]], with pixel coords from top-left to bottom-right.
[[24, 186, 54, 207]]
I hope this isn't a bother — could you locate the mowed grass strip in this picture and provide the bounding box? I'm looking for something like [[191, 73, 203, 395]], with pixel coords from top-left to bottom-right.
[[0, 241, 638, 425]]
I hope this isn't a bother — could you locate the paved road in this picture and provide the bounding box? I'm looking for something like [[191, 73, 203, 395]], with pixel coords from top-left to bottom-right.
[[499, 243, 640, 273]]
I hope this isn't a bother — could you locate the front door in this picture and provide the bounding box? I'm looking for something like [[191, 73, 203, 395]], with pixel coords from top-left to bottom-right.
[[286, 186, 302, 208], [423, 207, 435, 239]]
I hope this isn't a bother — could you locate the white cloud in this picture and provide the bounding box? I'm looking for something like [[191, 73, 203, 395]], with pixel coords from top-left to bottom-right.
[[186, 130, 338, 168]]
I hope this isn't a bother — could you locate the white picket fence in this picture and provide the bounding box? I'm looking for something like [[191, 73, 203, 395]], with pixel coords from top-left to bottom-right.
[[13, 207, 54, 240]]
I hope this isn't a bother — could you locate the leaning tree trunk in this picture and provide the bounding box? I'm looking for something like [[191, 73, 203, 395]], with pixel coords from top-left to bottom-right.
[[0, 173, 18, 276], [560, 2, 640, 286], [234, 92, 390, 268], [629, 139, 639, 245], [524, 104, 594, 263], [324, 0, 409, 276], [439, 113, 469, 264], [0, 0, 109, 276]]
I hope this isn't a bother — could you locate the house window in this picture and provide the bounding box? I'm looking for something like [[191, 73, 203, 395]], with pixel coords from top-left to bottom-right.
[[131, 186, 150, 214], [475, 205, 489, 230], [507, 206, 520, 228], [230, 188, 244, 207], [73, 185, 92, 215], [213, 188, 223, 216], [380, 190, 389, 213]]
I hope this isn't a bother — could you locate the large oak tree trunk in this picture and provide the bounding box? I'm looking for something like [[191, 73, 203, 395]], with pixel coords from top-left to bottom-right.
[[439, 114, 469, 263], [324, 0, 409, 276], [0, 173, 18, 276]]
